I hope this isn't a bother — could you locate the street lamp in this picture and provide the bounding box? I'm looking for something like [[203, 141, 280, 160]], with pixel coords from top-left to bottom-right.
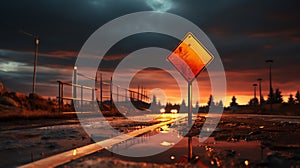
[[20, 30, 39, 94], [33, 36, 39, 94], [265, 59, 274, 111]]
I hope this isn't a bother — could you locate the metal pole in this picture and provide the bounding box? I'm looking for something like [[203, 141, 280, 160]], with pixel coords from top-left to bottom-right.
[[58, 81, 61, 112], [257, 78, 262, 105], [188, 82, 192, 126], [117, 86, 119, 103], [188, 82, 193, 162], [141, 87, 143, 101], [110, 77, 113, 110], [73, 66, 77, 107], [92, 89, 95, 102], [253, 84, 257, 99], [137, 85, 140, 101], [81, 86, 83, 108], [32, 36, 39, 94], [269, 63, 273, 111], [61, 83, 64, 112], [144, 88, 146, 102], [269, 63, 272, 94], [92, 88, 95, 109], [188, 136, 192, 162], [95, 72, 98, 102], [100, 73, 103, 104], [19, 31, 39, 95], [266, 60, 273, 112]]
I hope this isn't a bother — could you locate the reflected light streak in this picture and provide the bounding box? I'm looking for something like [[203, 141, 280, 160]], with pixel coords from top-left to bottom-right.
[[72, 149, 77, 156], [160, 141, 175, 147]]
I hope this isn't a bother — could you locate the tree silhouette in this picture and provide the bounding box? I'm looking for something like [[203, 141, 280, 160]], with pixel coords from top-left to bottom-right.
[[288, 94, 295, 104], [207, 95, 215, 107], [249, 97, 259, 106], [194, 101, 200, 114], [158, 100, 161, 107], [230, 96, 238, 107], [195, 101, 199, 109], [152, 94, 157, 105], [181, 99, 186, 107], [217, 100, 224, 108], [274, 88, 283, 104], [267, 88, 275, 104], [295, 91, 300, 104]]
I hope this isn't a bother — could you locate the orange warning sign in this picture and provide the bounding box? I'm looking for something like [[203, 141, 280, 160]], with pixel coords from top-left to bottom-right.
[[168, 32, 214, 82]]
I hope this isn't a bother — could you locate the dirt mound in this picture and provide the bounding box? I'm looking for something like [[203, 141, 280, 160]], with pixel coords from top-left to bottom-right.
[[0, 96, 19, 107]]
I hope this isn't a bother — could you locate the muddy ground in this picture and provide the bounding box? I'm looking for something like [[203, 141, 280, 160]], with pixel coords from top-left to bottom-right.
[[0, 114, 299, 167]]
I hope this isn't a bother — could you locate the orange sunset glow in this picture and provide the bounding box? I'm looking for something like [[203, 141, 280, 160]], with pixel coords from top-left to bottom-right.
[[129, 68, 290, 107], [1, 1, 300, 168]]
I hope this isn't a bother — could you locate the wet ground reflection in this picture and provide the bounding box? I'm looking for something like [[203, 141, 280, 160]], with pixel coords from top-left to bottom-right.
[[63, 113, 300, 167], [1, 113, 300, 167]]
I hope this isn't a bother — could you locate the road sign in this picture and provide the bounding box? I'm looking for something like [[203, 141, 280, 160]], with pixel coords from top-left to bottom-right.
[[167, 32, 214, 83]]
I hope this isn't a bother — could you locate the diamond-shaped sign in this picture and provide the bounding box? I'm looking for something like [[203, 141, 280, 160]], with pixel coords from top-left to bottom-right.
[[168, 32, 214, 83]]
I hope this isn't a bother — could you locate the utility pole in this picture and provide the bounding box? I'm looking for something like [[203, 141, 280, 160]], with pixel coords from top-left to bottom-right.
[[20, 30, 39, 94], [266, 60, 274, 112]]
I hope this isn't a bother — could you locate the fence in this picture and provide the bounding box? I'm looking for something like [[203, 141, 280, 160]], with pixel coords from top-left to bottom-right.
[[57, 67, 150, 112]]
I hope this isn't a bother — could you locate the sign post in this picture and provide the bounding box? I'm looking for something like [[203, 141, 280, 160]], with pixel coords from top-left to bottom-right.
[[188, 82, 192, 126], [168, 32, 214, 161], [187, 81, 192, 161]]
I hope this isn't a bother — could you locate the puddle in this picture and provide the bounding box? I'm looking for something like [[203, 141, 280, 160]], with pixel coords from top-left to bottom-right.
[[84, 118, 274, 167]]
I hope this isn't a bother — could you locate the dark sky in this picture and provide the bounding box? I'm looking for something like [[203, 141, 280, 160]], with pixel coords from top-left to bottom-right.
[[0, 0, 299, 105]]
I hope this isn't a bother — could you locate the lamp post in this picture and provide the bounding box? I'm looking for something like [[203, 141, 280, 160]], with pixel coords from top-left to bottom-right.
[[257, 78, 263, 105], [253, 83, 258, 99], [20, 30, 39, 94], [265, 59, 274, 112], [32, 36, 39, 94], [73, 66, 77, 104]]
